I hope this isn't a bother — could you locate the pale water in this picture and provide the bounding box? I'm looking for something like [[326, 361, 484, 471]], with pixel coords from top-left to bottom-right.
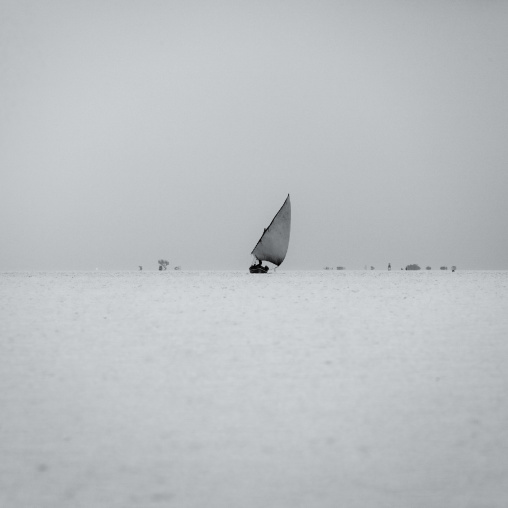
[[1, 270, 507, 507]]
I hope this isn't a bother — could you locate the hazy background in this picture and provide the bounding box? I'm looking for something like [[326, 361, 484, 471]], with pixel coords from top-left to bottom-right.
[[1, 0, 507, 271]]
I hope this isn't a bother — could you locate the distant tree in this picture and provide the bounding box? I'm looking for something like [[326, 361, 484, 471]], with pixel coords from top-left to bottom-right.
[[158, 259, 169, 270], [370, 266, 375, 270], [451, 265, 456, 272], [406, 264, 421, 270], [440, 266, 448, 270], [426, 266, 431, 270], [336, 266, 345, 270]]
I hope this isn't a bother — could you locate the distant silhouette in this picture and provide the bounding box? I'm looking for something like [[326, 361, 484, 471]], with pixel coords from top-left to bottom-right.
[[388, 263, 391, 271], [139, 266, 142, 271], [158, 259, 169, 270], [255, 259, 268, 271]]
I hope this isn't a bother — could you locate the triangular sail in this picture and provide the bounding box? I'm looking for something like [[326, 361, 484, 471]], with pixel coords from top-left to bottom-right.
[[251, 194, 291, 266]]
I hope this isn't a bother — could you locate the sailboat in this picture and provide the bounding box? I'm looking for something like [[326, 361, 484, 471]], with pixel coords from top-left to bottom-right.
[[249, 194, 291, 274]]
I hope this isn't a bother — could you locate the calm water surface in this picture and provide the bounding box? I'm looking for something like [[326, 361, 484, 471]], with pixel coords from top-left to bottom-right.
[[1, 270, 507, 508]]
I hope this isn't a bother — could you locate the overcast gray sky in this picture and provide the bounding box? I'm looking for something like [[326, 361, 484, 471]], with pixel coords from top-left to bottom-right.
[[1, 0, 507, 270]]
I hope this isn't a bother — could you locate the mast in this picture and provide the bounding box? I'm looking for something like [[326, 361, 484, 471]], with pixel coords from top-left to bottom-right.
[[251, 194, 291, 266]]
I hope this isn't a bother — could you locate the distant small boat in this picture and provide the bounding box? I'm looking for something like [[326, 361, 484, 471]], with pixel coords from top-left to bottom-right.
[[249, 194, 291, 274]]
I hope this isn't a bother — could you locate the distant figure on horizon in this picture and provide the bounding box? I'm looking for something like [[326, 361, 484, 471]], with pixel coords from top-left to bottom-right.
[[256, 259, 264, 269], [388, 263, 391, 271], [139, 266, 142, 271]]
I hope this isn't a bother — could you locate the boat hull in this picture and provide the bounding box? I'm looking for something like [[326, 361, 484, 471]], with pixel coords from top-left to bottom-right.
[[249, 265, 269, 274]]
